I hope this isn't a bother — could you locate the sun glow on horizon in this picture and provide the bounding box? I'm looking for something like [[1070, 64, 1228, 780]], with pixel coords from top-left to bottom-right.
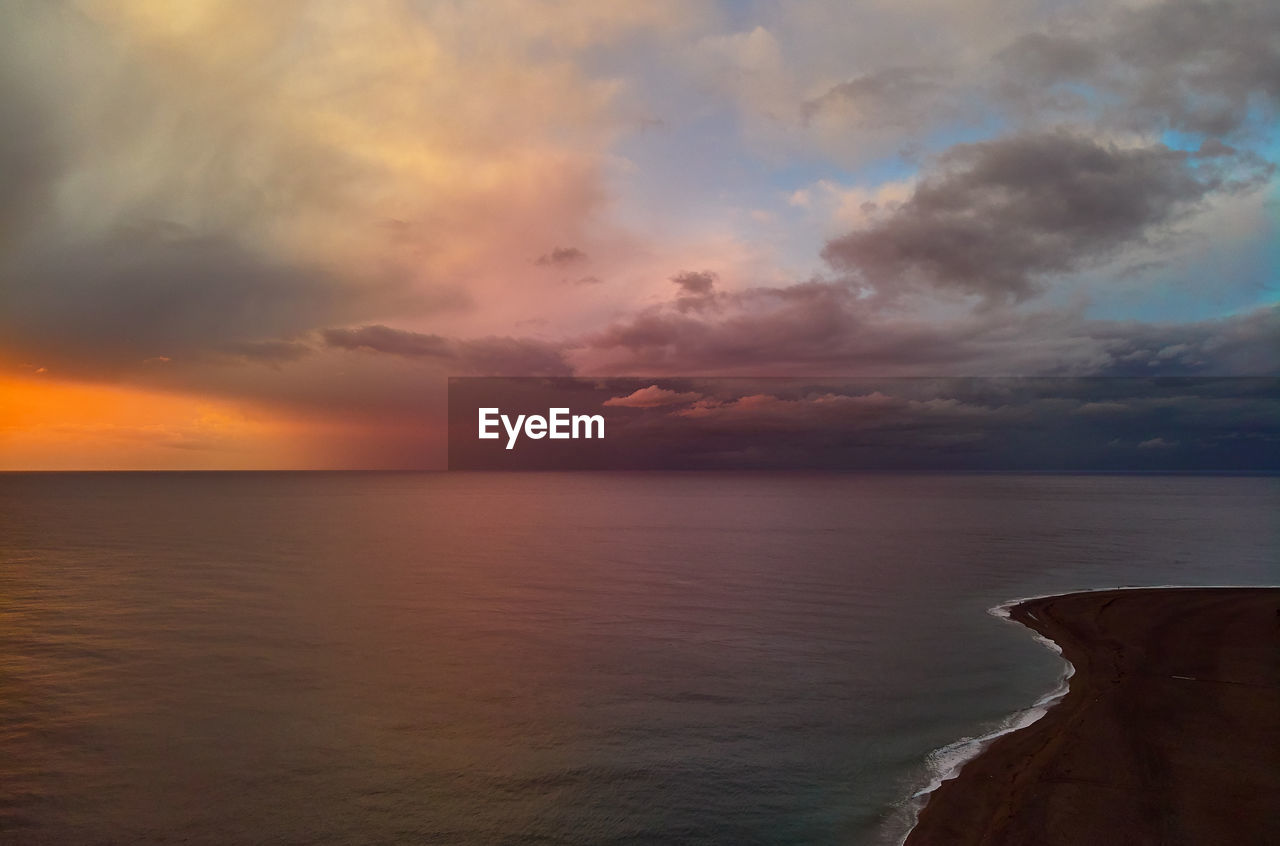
[[0, 372, 325, 470]]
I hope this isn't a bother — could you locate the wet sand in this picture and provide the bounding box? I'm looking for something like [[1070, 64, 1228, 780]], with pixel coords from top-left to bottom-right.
[[905, 587, 1280, 845]]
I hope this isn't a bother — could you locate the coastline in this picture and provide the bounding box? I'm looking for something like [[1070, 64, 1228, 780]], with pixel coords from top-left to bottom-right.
[[903, 586, 1280, 845]]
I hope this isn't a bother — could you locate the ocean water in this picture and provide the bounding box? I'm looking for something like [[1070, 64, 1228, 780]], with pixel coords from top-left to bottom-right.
[[0, 472, 1275, 845]]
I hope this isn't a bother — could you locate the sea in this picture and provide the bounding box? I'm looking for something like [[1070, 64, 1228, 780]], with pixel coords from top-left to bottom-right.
[[1, 472, 1275, 845]]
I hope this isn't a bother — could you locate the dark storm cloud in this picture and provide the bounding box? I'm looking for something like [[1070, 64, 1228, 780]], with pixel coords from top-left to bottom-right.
[[535, 246, 588, 266], [584, 279, 1279, 376], [657, 378, 1280, 469], [0, 62, 59, 246], [0, 3, 478, 387], [322, 324, 572, 376], [0, 7, 450, 381], [821, 132, 1271, 302], [1000, 0, 1280, 135], [0, 231, 418, 373]]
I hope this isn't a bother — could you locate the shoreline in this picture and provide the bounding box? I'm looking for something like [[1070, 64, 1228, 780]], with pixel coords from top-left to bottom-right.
[[903, 586, 1280, 845]]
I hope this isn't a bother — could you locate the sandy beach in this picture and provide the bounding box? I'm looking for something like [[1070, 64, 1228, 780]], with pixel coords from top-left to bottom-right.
[[906, 587, 1280, 845]]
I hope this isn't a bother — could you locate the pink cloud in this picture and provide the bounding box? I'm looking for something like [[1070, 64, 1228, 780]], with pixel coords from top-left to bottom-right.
[[603, 384, 704, 408]]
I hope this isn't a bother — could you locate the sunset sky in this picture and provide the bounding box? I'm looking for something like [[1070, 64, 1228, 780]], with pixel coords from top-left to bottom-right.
[[2, 0, 1277, 469]]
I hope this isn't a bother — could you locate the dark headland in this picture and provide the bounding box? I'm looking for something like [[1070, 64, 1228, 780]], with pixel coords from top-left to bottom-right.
[[905, 587, 1280, 845]]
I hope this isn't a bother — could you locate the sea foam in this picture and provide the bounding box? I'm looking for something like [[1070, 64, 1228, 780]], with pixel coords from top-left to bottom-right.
[[892, 599, 1075, 846]]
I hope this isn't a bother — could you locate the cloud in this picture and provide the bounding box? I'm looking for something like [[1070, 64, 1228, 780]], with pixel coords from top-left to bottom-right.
[[998, 33, 1101, 86], [694, 26, 784, 94], [1, 0, 1276, 470], [1, 230, 416, 373], [585, 282, 886, 372], [0, 1, 625, 380], [1085, 307, 1280, 376], [774, 0, 1280, 166], [322, 324, 572, 376], [821, 132, 1271, 302], [322, 325, 452, 358], [0, 41, 61, 248], [216, 340, 314, 366], [654, 380, 1275, 468], [452, 376, 1280, 471], [666, 391, 1031, 445], [666, 270, 722, 313], [802, 67, 948, 129], [535, 246, 589, 266], [999, 0, 1280, 136], [671, 270, 718, 294], [603, 385, 704, 407], [580, 277, 1280, 376]]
